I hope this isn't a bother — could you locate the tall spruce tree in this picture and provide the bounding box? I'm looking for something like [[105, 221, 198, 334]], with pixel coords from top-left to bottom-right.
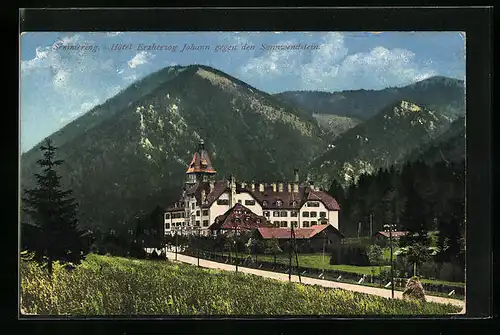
[[21, 138, 90, 277]]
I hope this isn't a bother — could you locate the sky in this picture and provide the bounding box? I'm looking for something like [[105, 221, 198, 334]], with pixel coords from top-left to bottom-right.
[[20, 31, 466, 153]]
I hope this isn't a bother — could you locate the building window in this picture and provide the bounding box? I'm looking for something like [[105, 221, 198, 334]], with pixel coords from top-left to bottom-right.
[[202, 209, 209, 216], [128, 229, 134, 235], [191, 203, 195, 210], [291, 221, 298, 227], [311, 221, 317, 226], [256, 219, 261, 224], [196, 210, 200, 216], [310, 212, 317, 217], [238, 199, 242, 204], [245, 200, 255, 206], [280, 211, 287, 217], [181, 212, 185, 218], [203, 220, 209, 227], [276, 200, 282, 207], [263, 211, 270, 217], [280, 221, 288, 228], [307, 201, 320, 207], [195, 220, 200, 227], [302, 212, 309, 217], [291, 211, 298, 217], [263, 201, 268, 206], [165, 213, 170, 219], [302, 221, 309, 228], [273, 221, 280, 227], [320, 212, 326, 218], [273, 211, 280, 217], [165, 223, 170, 229], [217, 199, 229, 205]]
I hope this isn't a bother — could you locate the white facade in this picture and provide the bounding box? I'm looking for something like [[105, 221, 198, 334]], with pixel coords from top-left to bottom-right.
[[164, 191, 339, 235]]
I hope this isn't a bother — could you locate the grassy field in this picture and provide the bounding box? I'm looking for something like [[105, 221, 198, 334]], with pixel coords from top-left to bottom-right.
[[20, 254, 461, 315], [211, 251, 465, 287], [248, 253, 389, 275]]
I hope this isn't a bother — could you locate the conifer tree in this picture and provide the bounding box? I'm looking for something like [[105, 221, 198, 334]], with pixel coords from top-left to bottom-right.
[[21, 138, 90, 277]]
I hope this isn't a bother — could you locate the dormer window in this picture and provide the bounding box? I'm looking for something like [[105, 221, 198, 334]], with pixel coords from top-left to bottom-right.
[[276, 200, 283, 207], [292, 201, 297, 206], [263, 200, 268, 206]]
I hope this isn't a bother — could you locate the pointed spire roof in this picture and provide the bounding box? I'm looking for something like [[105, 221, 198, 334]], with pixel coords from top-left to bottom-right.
[[186, 139, 217, 174]]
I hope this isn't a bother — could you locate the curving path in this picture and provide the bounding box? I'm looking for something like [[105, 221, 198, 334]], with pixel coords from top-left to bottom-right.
[[166, 252, 465, 312]]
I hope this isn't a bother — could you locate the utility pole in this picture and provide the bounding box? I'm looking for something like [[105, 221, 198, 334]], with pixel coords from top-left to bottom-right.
[[175, 231, 178, 261], [370, 213, 373, 237], [384, 223, 395, 299], [197, 227, 200, 267], [235, 225, 238, 273], [289, 226, 293, 282]]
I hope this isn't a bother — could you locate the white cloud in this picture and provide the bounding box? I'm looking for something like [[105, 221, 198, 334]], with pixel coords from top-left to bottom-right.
[[238, 32, 437, 91], [336, 47, 437, 89], [240, 39, 303, 77], [127, 51, 155, 69], [106, 32, 122, 37]]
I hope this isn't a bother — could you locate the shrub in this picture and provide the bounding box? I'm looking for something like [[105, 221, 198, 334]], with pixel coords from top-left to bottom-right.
[[329, 244, 370, 266], [367, 244, 384, 266], [420, 261, 440, 280], [439, 262, 465, 282]]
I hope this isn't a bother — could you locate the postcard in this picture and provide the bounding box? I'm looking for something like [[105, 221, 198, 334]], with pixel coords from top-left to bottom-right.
[[20, 29, 468, 317]]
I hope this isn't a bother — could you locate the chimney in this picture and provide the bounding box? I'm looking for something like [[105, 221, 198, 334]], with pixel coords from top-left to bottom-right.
[[294, 169, 299, 183], [241, 181, 246, 189], [278, 182, 283, 193], [287, 183, 292, 193], [259, 183, 264, 192], [251, 181, 255, 192], [198, 138, 205, 152], [201, 190, 206, 203], [209, 180, 214, 193], [272, 183, 277, 192], [310, 180, 315, 191]]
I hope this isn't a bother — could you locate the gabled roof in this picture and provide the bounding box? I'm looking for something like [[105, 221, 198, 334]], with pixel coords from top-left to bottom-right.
[[257, 224, 344, 239], [209, 203, 271, 231]]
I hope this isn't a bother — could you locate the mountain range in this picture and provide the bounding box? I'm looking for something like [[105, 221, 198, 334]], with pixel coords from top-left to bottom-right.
[[21, 65, 322, 229], [275, 76, 464, 121], [20, 65, 465, 230]]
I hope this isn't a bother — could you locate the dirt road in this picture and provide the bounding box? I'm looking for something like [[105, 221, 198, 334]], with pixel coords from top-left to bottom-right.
[[166, 252, 465, 312]]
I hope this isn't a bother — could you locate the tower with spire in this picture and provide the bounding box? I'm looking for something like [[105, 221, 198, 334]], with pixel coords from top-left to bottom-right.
[[185, 139, 217, 186]]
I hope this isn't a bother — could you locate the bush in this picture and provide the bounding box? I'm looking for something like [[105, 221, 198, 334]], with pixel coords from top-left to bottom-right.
[[367, 244, 384, 266], [329, 244, 370, 266], [420, 261, 440, 280], [379, 267, 392, 283], [439, 262, 465, 282]]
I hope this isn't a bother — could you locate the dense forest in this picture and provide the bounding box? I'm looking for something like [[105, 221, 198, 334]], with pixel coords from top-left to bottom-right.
[[328, 157, 465, 278]]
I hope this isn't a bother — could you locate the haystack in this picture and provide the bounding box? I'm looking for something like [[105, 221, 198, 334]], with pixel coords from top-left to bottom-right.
[[402, 276, 426, 302]]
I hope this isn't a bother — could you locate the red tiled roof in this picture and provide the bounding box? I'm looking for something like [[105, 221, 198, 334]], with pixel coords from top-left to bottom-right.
[[375, 231, 408, 238], [209, 203, 271, 231], [167, 181, 342, 212], [257, 224, 343, 239], [306, 189, 341, 211], [186, 149, 216, 174]]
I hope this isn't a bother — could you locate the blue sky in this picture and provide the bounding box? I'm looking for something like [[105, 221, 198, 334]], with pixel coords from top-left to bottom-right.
[[20, 31, 465, 153]]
